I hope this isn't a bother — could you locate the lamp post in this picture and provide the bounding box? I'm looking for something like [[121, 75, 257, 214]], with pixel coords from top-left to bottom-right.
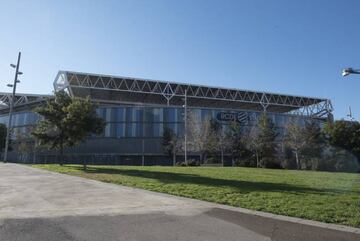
[[4, 52, 22, 163], [342, 68, 359, 122], [182, 89, 188, 165], [342, 68, 360, 77]]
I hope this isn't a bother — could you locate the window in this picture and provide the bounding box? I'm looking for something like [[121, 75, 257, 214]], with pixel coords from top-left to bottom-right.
[[152, 108, 163, 122], [126, 123, 142, 137], [164, 108, 176, 122], [96, 108, 107, 120], [126, 107, 142, 122], [116, 123, 125, 138], [201, 109, 213, 121], [275, 114, 285, 127], [144, 108, 162, 122], [144, 123, 163, 137], [104, 123, 111, 137], [164, 123, 177, 135], [110, 107, 125, 122]]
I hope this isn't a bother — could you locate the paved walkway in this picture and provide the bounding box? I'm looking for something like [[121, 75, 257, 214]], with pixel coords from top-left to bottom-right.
[[0, 163, 359, 241]]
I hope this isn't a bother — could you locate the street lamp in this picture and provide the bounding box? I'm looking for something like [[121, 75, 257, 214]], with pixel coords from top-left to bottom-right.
[[342, 68, 360, 77], [182, 89, 188, 165], [3, 52, 22, 163]]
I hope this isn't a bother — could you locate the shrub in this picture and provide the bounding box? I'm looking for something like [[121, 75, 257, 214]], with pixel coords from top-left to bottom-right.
[[261, 157, 283, 169], [175, 161, 187, 167], [175, 159, 200, 167], [187, 159, 200, 166], [234, 158, 256, 167], [281, 158, 297, 169]]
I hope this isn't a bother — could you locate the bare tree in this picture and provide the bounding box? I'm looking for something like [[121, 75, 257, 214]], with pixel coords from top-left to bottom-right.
[[217, 126, 232, 166], [162, 127, 182, 165], [246, 125, 261, 167], [284, 120, 307, 169], [187, 112, 218, 163]]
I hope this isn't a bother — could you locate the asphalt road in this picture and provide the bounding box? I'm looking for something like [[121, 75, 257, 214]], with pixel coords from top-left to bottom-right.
[[0, 163, 359, 241]]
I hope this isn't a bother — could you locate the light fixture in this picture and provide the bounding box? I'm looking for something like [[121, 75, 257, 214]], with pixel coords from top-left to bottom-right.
[[342, 68, 360, 77], [10, 64, 16, 68], [7, 84, 13, 87], [17, 71, 23, 75]]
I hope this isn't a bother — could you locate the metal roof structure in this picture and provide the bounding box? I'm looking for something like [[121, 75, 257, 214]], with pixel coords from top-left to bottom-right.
[[54, 70, 333, 118], [0, 92, 52, 114], [0, 70, 333, 119]]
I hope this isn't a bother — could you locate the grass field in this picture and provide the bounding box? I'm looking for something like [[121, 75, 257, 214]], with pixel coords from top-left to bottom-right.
[[32, 164, 360, 227]]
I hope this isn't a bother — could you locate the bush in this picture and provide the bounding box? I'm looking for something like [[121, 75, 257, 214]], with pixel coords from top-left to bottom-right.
[[175, 161, 187, 167], [175, 159, 200, 167], [234, 158, 256, 167], [187, 159, 200, 166], [261, 157, 283, 169], [318, 147, 360, 173], [281, 158, 297, 169]]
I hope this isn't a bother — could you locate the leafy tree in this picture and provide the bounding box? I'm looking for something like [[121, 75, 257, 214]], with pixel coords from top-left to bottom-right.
[[323, 120, 360, 164], [0, 123, 7, 159], [256, 113, 278, 167], [203, 119, 233, 166], [32, 91, 105, 169], [0, 123, 7, 154], [162, 127, 181, 166], [302, 120, 324, 160], [228, 121, 252, 166]]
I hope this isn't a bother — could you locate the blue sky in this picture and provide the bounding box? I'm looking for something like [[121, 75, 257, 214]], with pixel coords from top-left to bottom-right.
[[0, 0, 359, 120]]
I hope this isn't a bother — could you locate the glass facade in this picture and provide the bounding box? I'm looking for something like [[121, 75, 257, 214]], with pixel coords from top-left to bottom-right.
[[94, 105, 312, 139], [0, 104, 324, 165], [97, 106, 182, 138], [0, 111, 40, 138], [0, 105, 316, 140]]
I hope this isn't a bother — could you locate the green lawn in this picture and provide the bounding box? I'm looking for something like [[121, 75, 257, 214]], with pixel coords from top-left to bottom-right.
[[32, 164, 360, 228]]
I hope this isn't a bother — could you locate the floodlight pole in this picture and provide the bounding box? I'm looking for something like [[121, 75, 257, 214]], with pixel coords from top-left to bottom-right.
[[184, 89, 188, 165], [4, 52, 22, 163]]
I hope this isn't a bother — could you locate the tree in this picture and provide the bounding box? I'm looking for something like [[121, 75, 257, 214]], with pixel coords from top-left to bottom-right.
[[302, 120, 325, 167], [32, 91, 105, 169], [215, 122, 232, 166], [203, 119, 233, 166], [228, 121, 252, 166], [256, 113, 278, 167], [284, 120, 307, 170], [162, 127, 181, 166], [14, 126, 35, 163], [245, 124, 261, 167], [0, 123, 7, 155], [187, 112, 218, 163], [323, 120, 360, 164]]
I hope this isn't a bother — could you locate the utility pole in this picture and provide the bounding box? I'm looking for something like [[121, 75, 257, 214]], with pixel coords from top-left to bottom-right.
[[183, 89, 188, 165], [4, 52, 22, 162]]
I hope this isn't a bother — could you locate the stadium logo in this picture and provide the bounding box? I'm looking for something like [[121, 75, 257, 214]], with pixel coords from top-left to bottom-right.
[[216, 112, 248, 123]]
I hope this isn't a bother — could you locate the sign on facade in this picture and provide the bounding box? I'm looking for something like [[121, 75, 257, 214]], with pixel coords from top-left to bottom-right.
[[216, 112, 248, 123]]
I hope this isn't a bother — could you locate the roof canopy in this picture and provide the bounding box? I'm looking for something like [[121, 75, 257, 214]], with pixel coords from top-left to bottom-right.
[[54, 70, 333, 118], [0, 92, 52, 114]]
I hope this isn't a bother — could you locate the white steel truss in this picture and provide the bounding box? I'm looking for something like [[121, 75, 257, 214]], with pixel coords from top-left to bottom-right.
[[0, 92, 51, 110], [54, 71, 333, 118]]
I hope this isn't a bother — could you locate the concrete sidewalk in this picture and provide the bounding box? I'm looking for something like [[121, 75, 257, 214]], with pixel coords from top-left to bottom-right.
[[0, 163, 359, 241]]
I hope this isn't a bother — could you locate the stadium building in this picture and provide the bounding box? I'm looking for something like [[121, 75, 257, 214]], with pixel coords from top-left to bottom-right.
[[0, 71, 333, 165]]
